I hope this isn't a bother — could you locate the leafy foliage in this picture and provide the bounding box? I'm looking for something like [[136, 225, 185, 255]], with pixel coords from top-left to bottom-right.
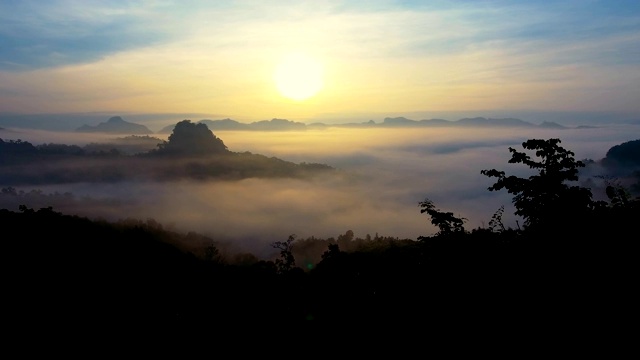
[[487, 205, 508, 233], [600, 176, 634, 208], [272, 234, 297, 274], [480, 138, 598, 230], [417, 198, 467, 239]]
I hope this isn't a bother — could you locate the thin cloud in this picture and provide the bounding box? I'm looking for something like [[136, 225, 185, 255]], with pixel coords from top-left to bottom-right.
[[0, 1, 639, 124]]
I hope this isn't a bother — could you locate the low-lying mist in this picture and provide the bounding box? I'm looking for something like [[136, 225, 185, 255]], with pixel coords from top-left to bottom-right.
[[1, 124, 638, 258]]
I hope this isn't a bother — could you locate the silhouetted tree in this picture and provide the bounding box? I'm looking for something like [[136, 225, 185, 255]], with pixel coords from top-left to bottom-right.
[[337, 229, 354, 250], [204, 243, 221, 263], [418, 198, 467, 239], [487, 205, 508, 233], [480, 138, 598, 231], [603, 178, 633, 208], [321, 243, 341, 261], [272, 234, 297, 274], [0, 138, 37, 154], [1, 187, 17, 195], [37, 143, 85, 155]]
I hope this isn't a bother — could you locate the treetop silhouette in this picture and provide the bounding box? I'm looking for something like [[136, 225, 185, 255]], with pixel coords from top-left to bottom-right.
[[418, 198, 467, 239], [480, 138, 599, 231]]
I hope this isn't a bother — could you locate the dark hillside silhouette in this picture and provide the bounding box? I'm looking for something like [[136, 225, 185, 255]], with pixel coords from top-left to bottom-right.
[[152, 120, 229, 156], [585, 138, 640, 196], [83, 135, 164, 155], [0, 139, 38, 164], [3, 137, 637, 324], [602, 139, 640, 166], [2, 206, 323, 324], [3, 206, 203, 325]]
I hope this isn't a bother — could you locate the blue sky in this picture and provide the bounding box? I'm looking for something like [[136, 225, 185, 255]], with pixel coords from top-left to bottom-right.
[[1, 0, 639, 123]]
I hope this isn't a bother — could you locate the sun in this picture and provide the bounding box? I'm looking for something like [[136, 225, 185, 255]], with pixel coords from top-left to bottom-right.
[[273, 52, 323, 101]]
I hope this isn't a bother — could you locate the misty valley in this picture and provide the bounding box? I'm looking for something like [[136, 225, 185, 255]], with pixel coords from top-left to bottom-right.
[[0, 120, 334, 185], [1, 119, 639, 323], [4, 0, 640, 326]]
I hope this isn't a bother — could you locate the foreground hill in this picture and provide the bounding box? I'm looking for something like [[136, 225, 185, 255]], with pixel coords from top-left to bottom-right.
[[4, 181, 637, 325]]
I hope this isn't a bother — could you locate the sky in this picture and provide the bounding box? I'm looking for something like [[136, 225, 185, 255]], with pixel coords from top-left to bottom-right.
[[1, 0, 640, 125]]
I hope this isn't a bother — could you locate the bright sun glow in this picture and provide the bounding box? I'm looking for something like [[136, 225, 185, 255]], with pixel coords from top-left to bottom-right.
[[273, 52, 323, 101]]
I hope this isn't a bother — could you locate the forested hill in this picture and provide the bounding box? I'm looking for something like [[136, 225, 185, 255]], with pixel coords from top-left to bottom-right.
[[0, 120, 334, 185], [157, 116, 575, 133]]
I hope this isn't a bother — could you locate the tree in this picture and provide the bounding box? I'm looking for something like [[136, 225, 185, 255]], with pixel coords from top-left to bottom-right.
[[418, 198, 467, 239], [487, 205, 508, 233], [321, 243, 341, 261], [203, 243, 221, 263], [337, 230, 354, 251], [480, 138, 597, 231], [272, 234, 297, 274]]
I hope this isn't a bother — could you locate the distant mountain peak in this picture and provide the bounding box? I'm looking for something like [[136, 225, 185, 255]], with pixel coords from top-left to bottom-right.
[[248, 118, 306, 130], [155, 114, 612, 132], [456, 117, 534, 127], [107, 116, 125, 123], [75, 116, 153, 134], [383, 117, 415, 123], [538, 121, 566, 129]]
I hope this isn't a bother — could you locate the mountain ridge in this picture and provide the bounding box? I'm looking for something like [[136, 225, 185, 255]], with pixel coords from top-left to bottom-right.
[[76, 116, 153, 134], [2, 111, 638, 132], [157, 116, 579, 133]]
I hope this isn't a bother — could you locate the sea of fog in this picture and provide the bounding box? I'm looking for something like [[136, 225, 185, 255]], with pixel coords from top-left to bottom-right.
[[1, 125, 638, 258]]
